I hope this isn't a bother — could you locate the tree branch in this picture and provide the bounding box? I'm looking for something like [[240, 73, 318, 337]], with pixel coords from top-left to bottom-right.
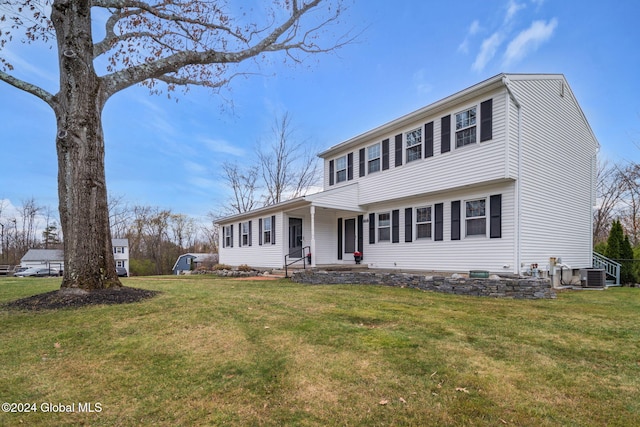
[[0, 69, 54, 107]]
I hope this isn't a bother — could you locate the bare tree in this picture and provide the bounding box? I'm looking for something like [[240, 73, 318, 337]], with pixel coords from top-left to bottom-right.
[[257, 112, 320, 206], [108, 194, 133, 239], [618, 164, 640, 246], [594, 160, 625, 245], [221, 162, 260, 215], [1, 0, 353, 290]]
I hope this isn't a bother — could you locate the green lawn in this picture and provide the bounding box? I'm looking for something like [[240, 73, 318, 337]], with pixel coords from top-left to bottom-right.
[[1, 275, 638, 426]]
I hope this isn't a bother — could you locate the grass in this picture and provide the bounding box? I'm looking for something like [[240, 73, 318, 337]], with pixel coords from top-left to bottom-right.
[[0, 275, 639, 426]]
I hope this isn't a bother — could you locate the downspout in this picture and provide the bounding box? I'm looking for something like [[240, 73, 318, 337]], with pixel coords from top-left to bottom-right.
[[502, 75, 523, 275]]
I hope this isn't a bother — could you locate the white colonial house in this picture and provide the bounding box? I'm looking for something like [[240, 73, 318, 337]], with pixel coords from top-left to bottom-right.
[[216, 74, 599, 277]]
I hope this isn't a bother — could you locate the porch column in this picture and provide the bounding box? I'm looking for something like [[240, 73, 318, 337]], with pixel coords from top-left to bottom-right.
[[310, 205, 316, 267]]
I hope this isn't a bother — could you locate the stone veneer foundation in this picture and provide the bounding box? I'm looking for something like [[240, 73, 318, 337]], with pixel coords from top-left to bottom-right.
[[291, 270, 556, 299]]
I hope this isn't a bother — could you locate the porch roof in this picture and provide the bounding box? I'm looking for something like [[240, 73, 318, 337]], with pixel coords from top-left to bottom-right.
[[215, 183, 363, 225]]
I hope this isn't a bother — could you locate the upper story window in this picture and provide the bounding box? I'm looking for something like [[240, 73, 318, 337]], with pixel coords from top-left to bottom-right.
[[336, 156, 347, 183], [465, 199, 486, 236], [406, 128, 422, 163], [368, 143, 381, 174], [416, 206, 432, 239], [455, 107, 477, 148], [114, 246, 125, 254], [378, 212, 391, 242], [263, 217, 272, 244]]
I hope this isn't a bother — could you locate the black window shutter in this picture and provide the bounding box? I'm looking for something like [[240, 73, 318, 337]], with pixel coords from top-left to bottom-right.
[[337, 218, 343, 260], [239, 222, 242, 247], [434, 204, 443, 241], [329, 160, 335, 186], [271, 215, 276, 245], [382, 139, 390, 170], [451, 201, 461, 241], [392, 209, 400, 243], [480, 99, 493, 142], [359, 148, 365, 177], [490, 194, 502, 238], [230, 224, 234, 247], [441, 115, 451, 153], [425, 122, 434, 158], [259, 219, 263, 245], [347, 152, 354, 181], [369, 213, 376, 244], [248, 220, 252, 246], [394, 134, 403, 167], [357, 215, 364, 253], [405, 208, 413, 242]]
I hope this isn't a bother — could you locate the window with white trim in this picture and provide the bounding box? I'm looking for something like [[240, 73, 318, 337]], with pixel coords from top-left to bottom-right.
[[263, 217, 272, 244], [224, 225, 233, 247], [336, 156, 347, 183], [378, 212, 390, 242], [416, 206, 432, 239], [241, 221, 250, 246], [116, 260, 125, 268], [465, 199, 486, 236], [405, 128, 422, 163], [114, 246, 124, 254], [455, 107, 477, 148], [368, 143, 381, 174]]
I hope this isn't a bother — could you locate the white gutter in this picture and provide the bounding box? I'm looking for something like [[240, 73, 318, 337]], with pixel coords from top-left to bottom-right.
[[502, 75, 523, 275]]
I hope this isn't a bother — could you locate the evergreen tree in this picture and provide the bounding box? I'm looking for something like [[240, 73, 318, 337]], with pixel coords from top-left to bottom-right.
[[620, 235, 636, 284], [606, 220, 623, 260]]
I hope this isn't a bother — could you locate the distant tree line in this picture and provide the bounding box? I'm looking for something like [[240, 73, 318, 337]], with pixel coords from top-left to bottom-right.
[[0, 198, 61, 265], [594, 161, 640, 284], [0, 196, 217, 275]]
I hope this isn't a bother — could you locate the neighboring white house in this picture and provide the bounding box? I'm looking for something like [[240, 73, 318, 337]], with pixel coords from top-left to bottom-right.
[[22, 239, 130, 275], [216, 74, 599, 277]]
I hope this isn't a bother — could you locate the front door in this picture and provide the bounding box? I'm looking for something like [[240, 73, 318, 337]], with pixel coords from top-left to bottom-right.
[[288, 218, 303, 258], [344, 218, 356, 255]]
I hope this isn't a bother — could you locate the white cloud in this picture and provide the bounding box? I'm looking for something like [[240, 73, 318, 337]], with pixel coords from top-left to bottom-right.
[[412, 69, 433, 95], [505, 0, 527, 23], [472, 32, 504, 72], [458, 20, 482, 54], [503, 18, 558, 65], [199, 137, 246, 157]]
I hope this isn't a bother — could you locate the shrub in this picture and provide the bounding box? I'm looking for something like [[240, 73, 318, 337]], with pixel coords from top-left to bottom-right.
[[213, 263, 232, 271], [237, 264, 253, 272]]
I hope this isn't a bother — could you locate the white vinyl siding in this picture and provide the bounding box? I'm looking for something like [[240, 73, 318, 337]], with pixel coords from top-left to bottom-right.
[[508, 76, 597, 268], [363, 182, 515, 272]]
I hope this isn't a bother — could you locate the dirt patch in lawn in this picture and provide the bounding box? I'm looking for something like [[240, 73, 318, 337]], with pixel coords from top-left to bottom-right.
[[3, 286, 160, 311]]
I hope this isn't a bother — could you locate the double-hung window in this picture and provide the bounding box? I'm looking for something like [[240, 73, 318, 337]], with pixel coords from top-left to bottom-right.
[[241, 222, 250, 246], [263, 217, 272, 244], [455, 107, 477, 148], [416, 206, 432, 239], [224, 225, 233, 247], [114, 246, 124, 254], [378, 212, 391, 242], [405, 128, 422, 163], [335, 156, 347, 183], [368, 143, 381, 174], [465, 199, 486, 236]]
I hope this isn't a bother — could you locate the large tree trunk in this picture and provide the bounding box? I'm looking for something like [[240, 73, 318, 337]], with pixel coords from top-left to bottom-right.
[[52, 0, 120, 290]]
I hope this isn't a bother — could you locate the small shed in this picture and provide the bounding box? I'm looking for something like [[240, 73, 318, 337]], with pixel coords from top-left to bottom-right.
[[172, 253, 218, 275]]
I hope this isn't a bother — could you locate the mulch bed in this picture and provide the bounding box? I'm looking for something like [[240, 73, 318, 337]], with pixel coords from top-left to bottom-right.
[[3, 286, 160, 311]]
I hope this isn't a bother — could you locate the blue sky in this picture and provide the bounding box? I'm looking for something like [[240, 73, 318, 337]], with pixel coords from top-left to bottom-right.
[[1, 0, 639, 224]]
